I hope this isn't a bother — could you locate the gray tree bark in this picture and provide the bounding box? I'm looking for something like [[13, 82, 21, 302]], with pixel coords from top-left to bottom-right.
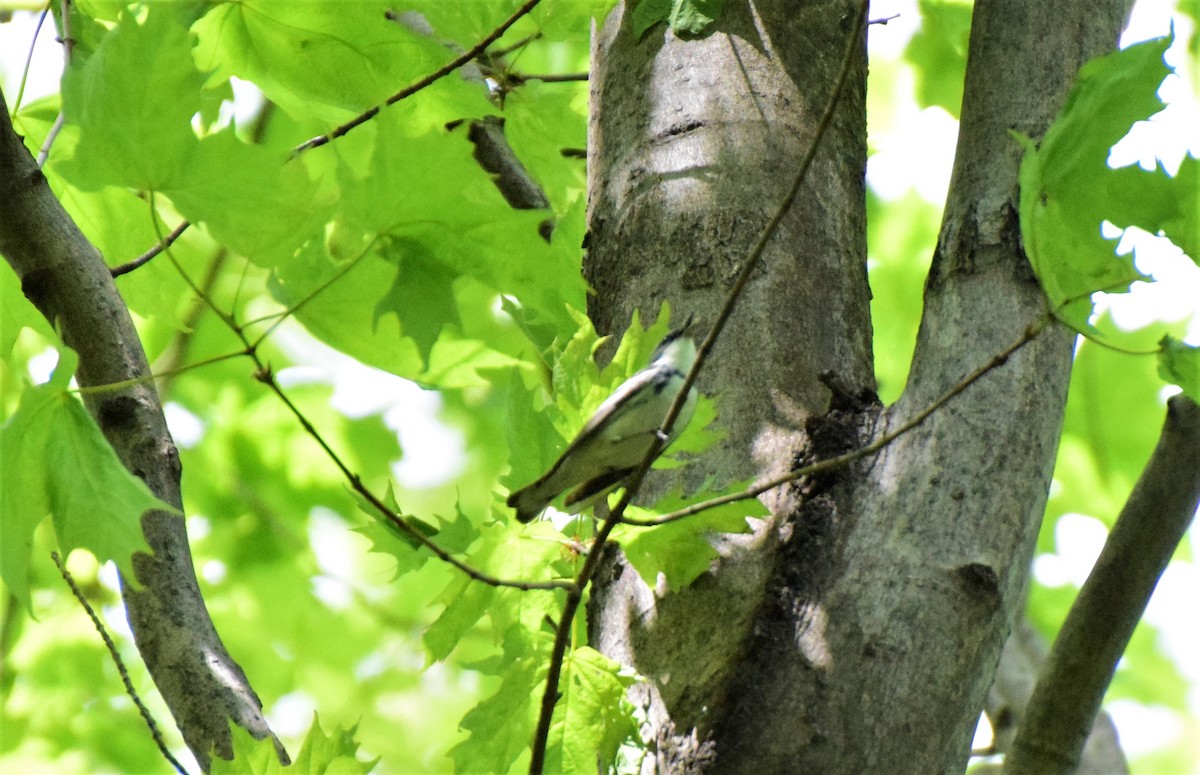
[[585, 0, 1131, 772], [0, 89, 286, 772]]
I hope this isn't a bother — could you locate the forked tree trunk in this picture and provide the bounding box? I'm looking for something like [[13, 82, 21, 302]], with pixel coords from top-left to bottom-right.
[[584, 1, 1130, 772]]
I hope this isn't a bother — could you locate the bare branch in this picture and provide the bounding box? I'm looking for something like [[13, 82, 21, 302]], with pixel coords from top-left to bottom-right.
[[1005, 394, 1200, 775], [0, 88, 287, 771], [462, 116, 554, 240], [982, 619, 1128, 775], [110, 220, 190, 277], [465, 116, 551, 212]]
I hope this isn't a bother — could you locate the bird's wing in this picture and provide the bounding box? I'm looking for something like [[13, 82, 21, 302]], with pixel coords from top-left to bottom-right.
[[548, 370, 658, 465]]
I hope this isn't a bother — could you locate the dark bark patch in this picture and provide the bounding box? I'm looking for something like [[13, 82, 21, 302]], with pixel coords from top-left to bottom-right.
[[953, 561, 1001, 607], [661, 119, 705, 138], [97, 394, 140, 432]]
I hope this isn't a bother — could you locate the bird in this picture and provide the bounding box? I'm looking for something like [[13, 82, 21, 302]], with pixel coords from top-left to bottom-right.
[[507, 317, 699, 523]]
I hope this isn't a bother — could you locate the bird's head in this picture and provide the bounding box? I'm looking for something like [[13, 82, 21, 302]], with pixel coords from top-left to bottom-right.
[[650, 314, 697, 371]]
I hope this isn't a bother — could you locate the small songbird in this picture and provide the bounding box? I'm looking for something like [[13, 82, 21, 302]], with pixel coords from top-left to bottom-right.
[[507, 318, 699, 523]]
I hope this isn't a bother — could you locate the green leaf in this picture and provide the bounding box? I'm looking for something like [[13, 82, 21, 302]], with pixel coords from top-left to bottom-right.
[[167, 129, 326, 266], [451, 632, 550, 773], [0, 350, 164, 610], [270, 239, 428, 379], [191, 0, 485, 121], [503, 367, 564, 492], [545, 647, 637, 774], [1016, 35, 1174, 329], [615, 477, 762, 590], [353, 483, 443, 574], [423, 519, 567, 661], [0, 262, 57, 360], [1105, 154, 1199, 262], [0, 390, 54, 611], [503, 309, 601, 492], [209, 725, 280, 775], [269, 108, 574, 387], [373, 239, 461, 362], [209, 723, 326, 775], [632, 0, 672, 38], [423, 573, 497, 663], [904, 0, 972, 116], [59, 7, 206, 190], [669, 0, 723, 37], [290, 714, 377, 775], [1158, 335, 1200, 402], [333, 112, 580, 318]]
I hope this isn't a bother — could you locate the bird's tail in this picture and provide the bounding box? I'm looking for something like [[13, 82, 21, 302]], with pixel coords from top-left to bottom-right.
[[506, 480, 556, 523]]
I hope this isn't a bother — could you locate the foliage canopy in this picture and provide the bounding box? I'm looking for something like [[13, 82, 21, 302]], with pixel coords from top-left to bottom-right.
[[0, 0, 1196, 772]]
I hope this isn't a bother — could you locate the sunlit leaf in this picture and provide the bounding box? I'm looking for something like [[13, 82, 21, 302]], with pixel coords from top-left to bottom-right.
[[1158, 335, 1200, 402], [0, 350, 163, 610], [1017, 35, 1176, 329]]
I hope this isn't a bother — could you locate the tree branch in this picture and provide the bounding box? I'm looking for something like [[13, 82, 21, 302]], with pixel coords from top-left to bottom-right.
[[0, 88, 286, 772], [462, 116, 554, 241], [35, 0, 74, 167], [981, 618, 1128, 775], [1005, 394, 1200, 775]]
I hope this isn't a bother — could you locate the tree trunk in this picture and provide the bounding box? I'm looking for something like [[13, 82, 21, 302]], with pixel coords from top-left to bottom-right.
[[585, 0, 1130, 772]]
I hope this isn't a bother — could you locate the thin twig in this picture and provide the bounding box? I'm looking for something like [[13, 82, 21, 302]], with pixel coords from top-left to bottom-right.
[[292, 0, 543, 154], [35, 0, 74, 166], [11, 3, 51, 113], [37, 114, 66, 168], [110, 220, 190, 277], [527, 2, 871, 771], [51, 552, 190, 775], [152, 250, 230, 397], [115, 2, 538, 277], [515, 72, 589, 83], [252, 365, 574, 592], [148, 195, 239, 331], [488, 32, 541, 58], [140, 200, 569, 591], [621, 319, 1049, 527], [72, 349, 253, 397]]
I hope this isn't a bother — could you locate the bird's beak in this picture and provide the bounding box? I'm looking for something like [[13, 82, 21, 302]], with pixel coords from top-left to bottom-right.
[[672, 313, 695, 338]]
